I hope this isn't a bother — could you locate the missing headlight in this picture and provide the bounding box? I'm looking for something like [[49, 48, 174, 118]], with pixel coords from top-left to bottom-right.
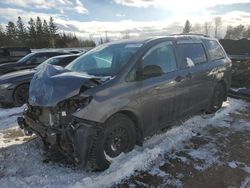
[[58, 96, 93, 114], [71, 96, 92, 112]]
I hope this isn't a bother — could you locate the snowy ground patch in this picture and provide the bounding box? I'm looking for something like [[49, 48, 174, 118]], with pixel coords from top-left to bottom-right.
[[0, 98, 249, 188]]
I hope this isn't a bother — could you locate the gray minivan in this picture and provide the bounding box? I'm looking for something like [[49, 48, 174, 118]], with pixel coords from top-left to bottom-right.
[[18, 35, 232, 170]]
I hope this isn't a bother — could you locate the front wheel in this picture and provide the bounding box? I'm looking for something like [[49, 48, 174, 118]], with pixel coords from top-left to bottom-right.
[[13, 84, 29, 106], [87, 113, 136, 171], [207, 83, 226, 113]]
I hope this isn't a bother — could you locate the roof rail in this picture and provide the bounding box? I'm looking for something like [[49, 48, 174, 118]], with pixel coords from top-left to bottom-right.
[[170, 33, 210, 37]]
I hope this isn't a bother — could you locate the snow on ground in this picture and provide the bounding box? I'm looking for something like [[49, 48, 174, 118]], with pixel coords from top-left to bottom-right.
[[0, 106, 23, 130], [0, 98, 249, 188]]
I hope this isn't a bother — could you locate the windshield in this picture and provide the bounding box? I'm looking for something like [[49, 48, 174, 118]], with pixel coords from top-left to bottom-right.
[[17, 53, 34, 64], [65, 43, 142, 76]]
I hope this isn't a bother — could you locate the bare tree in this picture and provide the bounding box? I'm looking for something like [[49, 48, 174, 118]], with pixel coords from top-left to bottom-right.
[[224, 24, 246, 39], [89, 33, 94, 41], [99, 37, 104, 45], [214, 17, 222, 38], [224, 25, 234, 39], [203, 21, 213, 36], [244, 26, 250, 38], [121, 30, 130, 39], [192, 23, 203, 34], [0, 24, 4, 34]]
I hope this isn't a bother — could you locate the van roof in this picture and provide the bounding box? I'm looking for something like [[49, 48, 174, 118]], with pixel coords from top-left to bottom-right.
[[107, 34, 214, 46]]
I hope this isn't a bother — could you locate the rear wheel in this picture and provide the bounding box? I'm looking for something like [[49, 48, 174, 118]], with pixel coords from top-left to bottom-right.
[[88, 113, 136, 171], [207, 83, 226, 113], [13, 84, 29, 106]]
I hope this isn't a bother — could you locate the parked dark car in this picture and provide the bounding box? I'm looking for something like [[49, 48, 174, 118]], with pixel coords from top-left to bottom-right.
[[220, 38, 250, 62], [220, 39, 250, 89], [0, 54, 80, 106], [0, 51, 70, 75], [0, 47, 31, 64], [18, 35, 232, 171]]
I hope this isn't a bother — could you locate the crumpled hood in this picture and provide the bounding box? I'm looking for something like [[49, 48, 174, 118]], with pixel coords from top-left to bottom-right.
[[29, 63, 99, 107]]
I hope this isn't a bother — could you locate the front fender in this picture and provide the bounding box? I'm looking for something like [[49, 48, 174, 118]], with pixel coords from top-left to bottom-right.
[[72, 97, 140, 123]]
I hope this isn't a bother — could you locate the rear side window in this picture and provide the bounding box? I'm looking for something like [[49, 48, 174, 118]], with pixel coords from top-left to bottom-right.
[[143, 42, 177, 74], [205, 40, 225, 61], [178, 43, 207, 67]]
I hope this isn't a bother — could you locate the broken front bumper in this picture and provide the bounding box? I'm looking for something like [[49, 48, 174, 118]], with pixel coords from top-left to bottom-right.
[[17, 113, 103, 169]]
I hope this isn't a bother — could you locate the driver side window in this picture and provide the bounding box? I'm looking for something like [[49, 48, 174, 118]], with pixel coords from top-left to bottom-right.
[[142, 42, 177, 79]]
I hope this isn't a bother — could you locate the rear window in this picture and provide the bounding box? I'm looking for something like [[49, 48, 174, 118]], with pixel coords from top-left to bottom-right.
[[205, 40, 225, 61], [178, 43, 207, 67]]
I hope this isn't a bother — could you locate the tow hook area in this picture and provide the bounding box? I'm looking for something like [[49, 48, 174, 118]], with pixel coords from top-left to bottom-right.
[[17, 117, 33, 136]]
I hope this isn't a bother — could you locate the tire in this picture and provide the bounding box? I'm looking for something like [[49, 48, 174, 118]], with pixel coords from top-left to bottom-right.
[[87, 113, 136, 171], [13, 84, 29, 106], [207, 83, 226, 113]]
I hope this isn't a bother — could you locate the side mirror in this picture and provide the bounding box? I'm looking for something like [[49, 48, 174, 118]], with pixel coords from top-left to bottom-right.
[[142, 65, 164, 79]]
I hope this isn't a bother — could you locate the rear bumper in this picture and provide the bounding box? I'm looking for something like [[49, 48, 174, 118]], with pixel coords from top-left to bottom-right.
[[18, 113, 103, 168]]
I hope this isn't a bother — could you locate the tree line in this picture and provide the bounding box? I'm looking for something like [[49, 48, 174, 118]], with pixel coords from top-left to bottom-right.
[[0, 16, 96, 48], [182, 18, 250, 39]]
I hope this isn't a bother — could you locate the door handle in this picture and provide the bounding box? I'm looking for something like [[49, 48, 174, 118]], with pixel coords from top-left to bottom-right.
[[175, 75, 185, 82]]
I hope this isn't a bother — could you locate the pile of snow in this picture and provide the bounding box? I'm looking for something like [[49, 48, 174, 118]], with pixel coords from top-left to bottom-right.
[[0, 98, 248, 188]]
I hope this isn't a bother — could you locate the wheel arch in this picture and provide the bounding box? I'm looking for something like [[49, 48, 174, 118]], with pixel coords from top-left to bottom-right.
[[108, 110, 144, 146], [12, 82, 30, 103], [217, 80, 227, 101]]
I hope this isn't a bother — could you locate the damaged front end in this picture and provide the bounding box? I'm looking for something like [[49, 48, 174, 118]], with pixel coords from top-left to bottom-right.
[[18, 99, 103, 168], [17, 64, 107, 168]]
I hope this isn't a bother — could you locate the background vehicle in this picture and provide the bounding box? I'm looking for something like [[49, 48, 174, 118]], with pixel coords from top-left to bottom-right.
[[0, 54, 80, 106], [19, 35, 231, 171], [0, 47, 31, 64], [0, 51, 70, 75], [220, 39, 250, 87], [220, 39, 250, 100], [220, 38, 250, 62]]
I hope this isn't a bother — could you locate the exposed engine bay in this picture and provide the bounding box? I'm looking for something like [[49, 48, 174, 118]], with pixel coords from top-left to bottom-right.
[[18, 63, 109, 168], [19, 96, 103, 168]]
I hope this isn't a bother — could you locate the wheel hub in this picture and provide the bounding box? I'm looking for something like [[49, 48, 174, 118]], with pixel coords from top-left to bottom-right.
[[104, 127, 128, 158]]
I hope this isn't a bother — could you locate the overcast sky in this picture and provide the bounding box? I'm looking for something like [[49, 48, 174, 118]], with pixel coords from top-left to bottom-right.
[[0, 0, 250, 39]]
